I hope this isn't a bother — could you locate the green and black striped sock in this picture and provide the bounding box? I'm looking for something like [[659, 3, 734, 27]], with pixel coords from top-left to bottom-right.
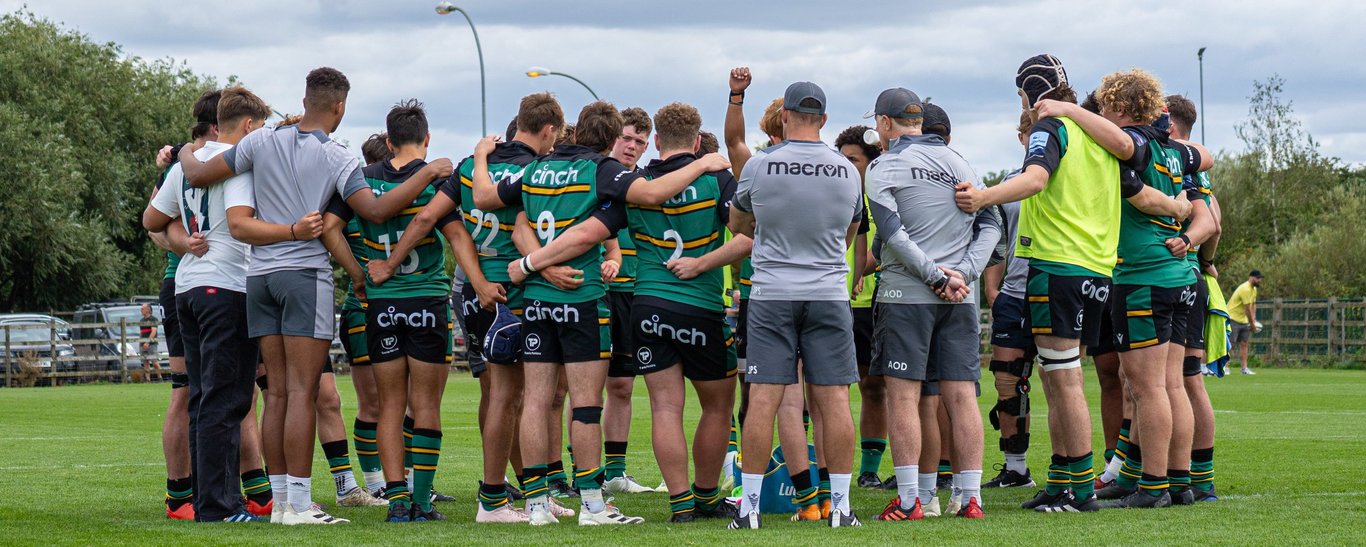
[[241, 468, 271, 506], [692, 483, 721, 511], [1138, 473, 1169, 498], [478, 481, 509, 512], [410, 429, 442, 511], [1069, 452, 1095, 499], [166, 476, 193, 510], [1117, 443, 1143, 489], [1191, 447, 1215, 492], [669, 491, 696, 516], [860, 438, 887, 476], [1045, 454, 1069, 495]]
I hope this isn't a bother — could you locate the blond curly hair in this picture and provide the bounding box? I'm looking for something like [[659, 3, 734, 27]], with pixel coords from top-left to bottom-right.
[[1097, 69, 1165, 124]]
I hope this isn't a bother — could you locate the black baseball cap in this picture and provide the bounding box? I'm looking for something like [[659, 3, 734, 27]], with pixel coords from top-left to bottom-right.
[[784, 81, 827, 115], [1016, 54, 1068, 105], [923, 103, 951, 137], [1250, 270, 1264, 278], [865, 87, 923, 119]]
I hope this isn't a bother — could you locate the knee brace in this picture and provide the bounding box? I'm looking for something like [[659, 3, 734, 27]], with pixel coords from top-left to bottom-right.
[[255, 375, 268, 391], [1038, 347, 1081, 372], [999, 432, 1030, 453], [571, 406, 603, 425], [1182, 355, 1203, 377], [170, 372, 189, 390]]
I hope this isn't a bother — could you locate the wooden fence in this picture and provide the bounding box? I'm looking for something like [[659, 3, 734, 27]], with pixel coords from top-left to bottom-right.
[[1248, 298, 1366, 364]]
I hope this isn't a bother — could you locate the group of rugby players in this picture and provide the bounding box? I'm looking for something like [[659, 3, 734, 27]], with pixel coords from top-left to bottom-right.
[[143, 52, 1224, 528]]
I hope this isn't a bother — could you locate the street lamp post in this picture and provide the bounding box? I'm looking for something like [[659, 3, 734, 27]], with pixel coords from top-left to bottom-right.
[[436, 2, 486, 135], [526, 67, 599, 101], [1197, 47, 1207, 144]]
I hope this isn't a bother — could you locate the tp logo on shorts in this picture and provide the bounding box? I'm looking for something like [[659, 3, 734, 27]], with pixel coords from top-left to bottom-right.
[[636, 347, 653, 365], [381, 335, 398, 351], [525, 333, 542, 352], [1075, 310, 1085, 331]]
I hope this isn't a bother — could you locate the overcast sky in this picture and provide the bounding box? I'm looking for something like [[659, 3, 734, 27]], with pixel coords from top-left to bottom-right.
[[9, 0, 1365, 173]]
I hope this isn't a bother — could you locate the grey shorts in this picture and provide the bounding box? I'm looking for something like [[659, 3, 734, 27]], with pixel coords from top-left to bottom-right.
[[246, 269, 334, 340], [1230, 321, 1252, 343], [871, 302, 981, 383], [744, 299, 857, 386]]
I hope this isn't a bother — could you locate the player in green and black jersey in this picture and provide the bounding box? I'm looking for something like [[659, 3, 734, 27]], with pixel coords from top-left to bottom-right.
[[601, 107, 655, 495], [1165, 95, 1222, 502], [370, 94, 566, 523], [955, 56, 1195, 514], [621, 103, 748, 522], [325, 101, 463, 523], [482, 101, 728, 526], [1034, 71, 1212, 510]]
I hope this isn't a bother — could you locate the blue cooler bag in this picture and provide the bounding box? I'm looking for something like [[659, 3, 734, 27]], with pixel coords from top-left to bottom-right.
[[731, 444, 818, 514]]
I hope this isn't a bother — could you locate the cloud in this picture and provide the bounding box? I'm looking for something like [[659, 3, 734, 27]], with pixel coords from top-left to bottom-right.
[[6, 0, 1365, 171]]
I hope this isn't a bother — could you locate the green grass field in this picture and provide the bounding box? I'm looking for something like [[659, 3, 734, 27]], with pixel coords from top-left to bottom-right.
[[2, 368, 1364, 545]]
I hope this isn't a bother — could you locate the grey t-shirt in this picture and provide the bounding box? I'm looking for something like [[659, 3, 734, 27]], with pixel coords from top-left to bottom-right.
[[223, 125, 366, 276], [996, 183, 1030, 300], [734, 140, 862, 301], [866, 134, 1001, 305]]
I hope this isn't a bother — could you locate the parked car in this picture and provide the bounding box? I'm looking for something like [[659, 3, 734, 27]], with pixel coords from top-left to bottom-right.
[[0, 314, 76, 377], [72, 302, 168, 374]]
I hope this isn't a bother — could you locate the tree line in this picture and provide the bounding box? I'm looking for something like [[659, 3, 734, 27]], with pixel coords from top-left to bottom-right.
[[0, 12, 1358, 311]]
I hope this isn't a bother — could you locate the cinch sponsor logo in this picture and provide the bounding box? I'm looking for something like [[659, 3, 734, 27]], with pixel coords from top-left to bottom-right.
[[524, 300, 580, 323], [766, 161, 848, 178], [640, 314, 707, 346], [530, 164, 579, 186], [376, 306, 438, 328], [666, 186, 699, 205], [908, 166, 959, 187], [1179, 286, 1198, 307], [1081, 279, 1110, 303], [492, 168, 522, 185]]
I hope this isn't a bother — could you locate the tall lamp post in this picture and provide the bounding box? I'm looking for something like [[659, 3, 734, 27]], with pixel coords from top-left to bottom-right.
[[1197, 47, 1207, 143], [526, 67, 599, 101], [436, 2, 486, 135]]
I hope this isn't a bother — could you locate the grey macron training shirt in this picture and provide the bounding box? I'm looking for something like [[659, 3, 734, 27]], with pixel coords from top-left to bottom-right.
[[995, 173, 1029, 300], [866, 134, 1000, 305], [734, 140, 862, 301], [223, 125, 367, 276]]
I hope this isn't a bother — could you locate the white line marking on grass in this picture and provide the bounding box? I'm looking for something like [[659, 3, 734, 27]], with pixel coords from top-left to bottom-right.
[[0, 462, 162, 471], [1220, 491, 1366, 500], [1214, 409, 1366, 416]]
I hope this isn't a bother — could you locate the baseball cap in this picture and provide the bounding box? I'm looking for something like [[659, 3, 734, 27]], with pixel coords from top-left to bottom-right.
[[1016, 54, 1069, 105], [923, 103, 951, 137], [783, 81, 827, 115], [864, 87, 923, 119], [483, 303, 522, 364], [1250, 270, 1264, 278]]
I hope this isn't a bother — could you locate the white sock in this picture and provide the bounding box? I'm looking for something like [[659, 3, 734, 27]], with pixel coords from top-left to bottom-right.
[[958, 470, 982, 506], [739, 473, 764, 516], [830, 473, 852, 516], [1005, 453, 1028, 474], [1100, 454, 1123, 483], [917, 472, 937, 505], [894, 465, 919, 509], [527, 494, 549, 513], [581, 487, 606, 513], [362, 471, 385, 494], [286, 474, 312, 512], [269, 474, 289, 508], [334, 469, 359, 497]]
